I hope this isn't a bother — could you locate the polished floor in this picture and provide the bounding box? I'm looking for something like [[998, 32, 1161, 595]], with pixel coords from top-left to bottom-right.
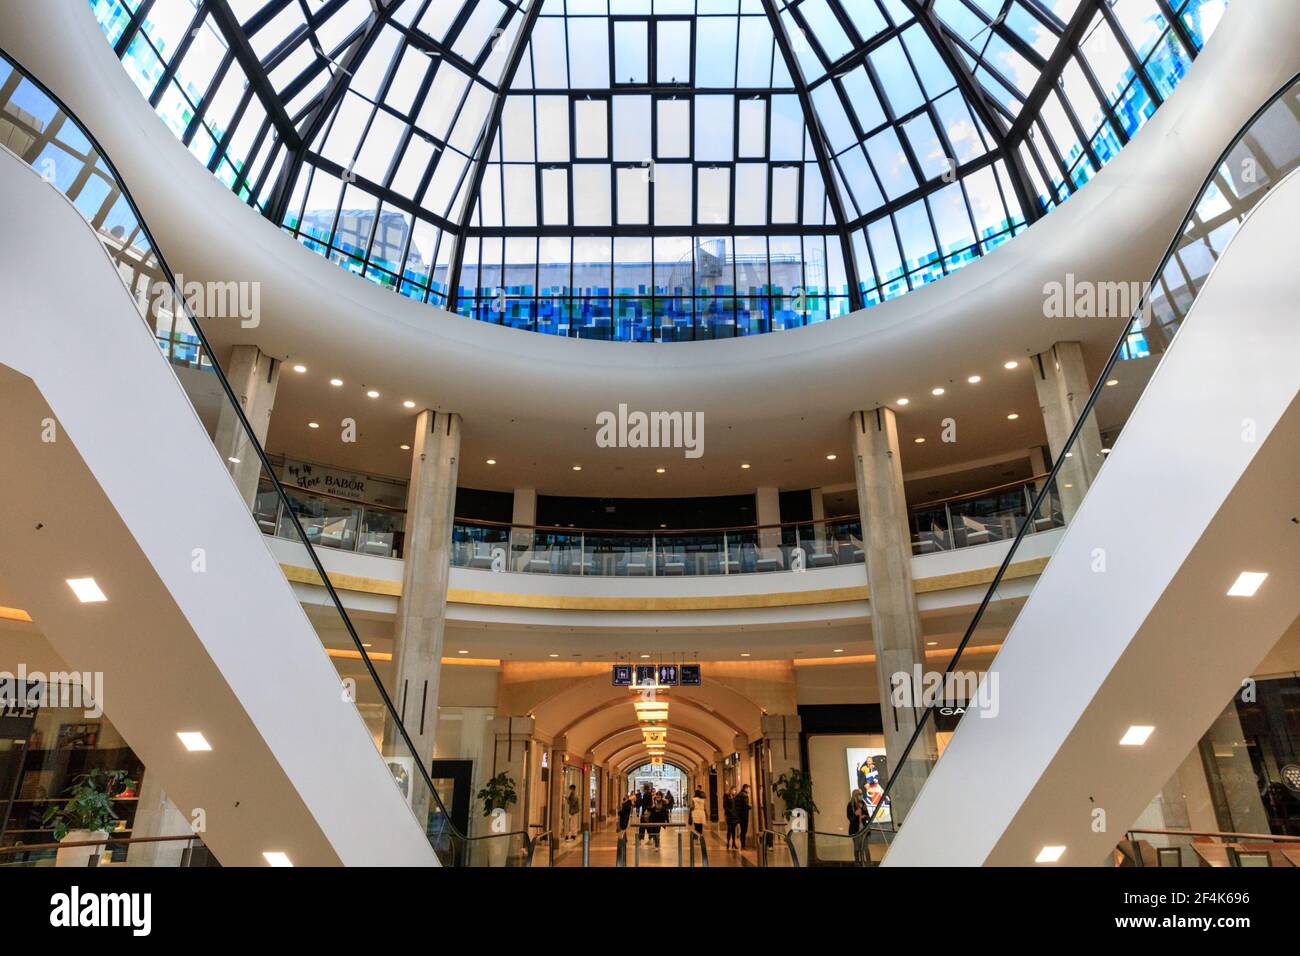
[[549, 812, 757, 868]]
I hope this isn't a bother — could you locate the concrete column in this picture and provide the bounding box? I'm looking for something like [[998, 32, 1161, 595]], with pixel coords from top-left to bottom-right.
[[733, 732, 754, 842], [1032, 342, 1104, 519], [491, 715, 535, 834], [713, 752, 726, 827], [850, 407, 937, 823], [511, 487, 536, 570], [212, 344, 279, 506], [810, 486, 827, 552], [384, 410, 461, 817], [762, 714, 803, 823], [548, 735, 568, 836], [583, 753, 596, 831], [130, 774, 193, 867], [755, 486, 782, 563]]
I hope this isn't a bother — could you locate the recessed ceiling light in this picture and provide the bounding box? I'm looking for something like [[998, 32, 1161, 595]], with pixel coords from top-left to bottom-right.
[[1119, 725, 1154, 746], [177, 731, 211, 752], [400, 444, 410, 450], [833, 648, 843, 653], [826, 454, 837, 461], [640, 654, 650, 659], [292, 364, 307, 373], [1007, 413, 1019, 420], [486, 458, 497, 465], [366, 390, 380, 399], [308, 422, 319, 429], [227, 456, 241, 464], [549, 653, 559, 658], [656, 467, 666, 474], [896, 397, 909, 406], [1035, 846, 1065, 864], [572, 464, 582, 471], [329, 378, 343, 387], [1106, 379, 1119, 387], [967, 375, 981, 384], [1063, 483, 1073, 489], [1064, 451, 1073, 458], [926, 641, 938, 646], [740, 652, 751, 657], [931, 387, 945, 396], [740, 463, 751, 469], [1227, 571, 1268, 597], [458, 649, 469, 655], [1101, 448, 1111, 455], [403, 400, 416, 409], [1004, 360, 1019, 370], [263, 851, 293, 867], [914, 437, 926, 444], [66, 578, 106, 603]]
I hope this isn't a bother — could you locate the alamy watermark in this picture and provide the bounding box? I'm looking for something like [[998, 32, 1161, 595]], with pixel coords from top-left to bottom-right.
[[0, 665, 103, 718], [1043, 273, 1153, 326], [890, 665, 999, 719], [144, 272, 261, 328], [596, 403, 704, 459]]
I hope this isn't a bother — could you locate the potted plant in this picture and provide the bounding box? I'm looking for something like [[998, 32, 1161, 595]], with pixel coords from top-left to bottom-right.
[[42, 769, 134, 867], [475, 773, 518, 866], [772, 768, 818, 865]]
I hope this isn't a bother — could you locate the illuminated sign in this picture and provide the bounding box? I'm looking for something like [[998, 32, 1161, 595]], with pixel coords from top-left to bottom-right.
[[612, 665, 632, 686], [680, 664, 701, 686]]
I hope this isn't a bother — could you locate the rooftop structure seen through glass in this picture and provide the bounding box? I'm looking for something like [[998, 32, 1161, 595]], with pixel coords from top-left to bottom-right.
[[90, 0, 1227, 341]]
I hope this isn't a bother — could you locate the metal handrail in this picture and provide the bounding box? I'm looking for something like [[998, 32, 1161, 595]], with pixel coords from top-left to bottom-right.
[[864, 70, 1300, 832], [524, 830, 556, 868], [0, 833, 199, 855], [0, 47, 468, 859], [757, 827, 801, 867], [1126, 828, 1300, 844]]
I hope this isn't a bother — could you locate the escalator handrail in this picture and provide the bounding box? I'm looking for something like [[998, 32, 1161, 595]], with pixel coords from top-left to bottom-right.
[[866, 69, 1300, 829], [0, 47, 466, 853]]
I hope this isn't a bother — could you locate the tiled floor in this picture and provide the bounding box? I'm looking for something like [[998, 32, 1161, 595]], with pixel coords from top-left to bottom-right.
[[550, 815, 757, 868]]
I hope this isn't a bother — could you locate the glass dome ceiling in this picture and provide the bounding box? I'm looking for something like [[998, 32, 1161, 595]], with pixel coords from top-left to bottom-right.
[[91, 0, 1227, 341]]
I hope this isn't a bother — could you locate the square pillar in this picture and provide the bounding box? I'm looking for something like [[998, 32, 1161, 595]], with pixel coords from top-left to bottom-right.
[[213, 345, 279, 506], [1032, 342, 1105, 519]]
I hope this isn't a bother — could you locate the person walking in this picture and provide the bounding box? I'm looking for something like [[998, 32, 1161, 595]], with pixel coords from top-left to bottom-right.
[[733, 784, 752, 849], [647, 793, 665, 849], [723, 787, 737, 849], [690, 787, 708, 837], [618, 792, 634, 834], [565, 784, 580, 841]]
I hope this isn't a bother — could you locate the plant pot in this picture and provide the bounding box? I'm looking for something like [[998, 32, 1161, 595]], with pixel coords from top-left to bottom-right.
[[56, 829, 108, 868], [788, 829, 808, 866], [487, 810, 511, 867]]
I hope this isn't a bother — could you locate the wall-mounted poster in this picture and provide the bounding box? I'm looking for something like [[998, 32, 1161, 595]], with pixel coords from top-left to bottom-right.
[[845, 748, 891, 824]]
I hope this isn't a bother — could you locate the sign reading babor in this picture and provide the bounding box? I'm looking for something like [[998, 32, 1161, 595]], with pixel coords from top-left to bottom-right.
[[279, 459, 406, 508]]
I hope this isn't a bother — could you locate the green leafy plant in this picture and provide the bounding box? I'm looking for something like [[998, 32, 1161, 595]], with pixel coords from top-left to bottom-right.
[[772, 768, 818, 818], [475, 772, 518, 817], [41, 769, 134, 841]]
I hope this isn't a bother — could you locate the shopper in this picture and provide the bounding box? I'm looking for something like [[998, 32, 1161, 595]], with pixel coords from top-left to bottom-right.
[[618, 792, 634, 834], [690, 787, 708, 836], [565, 784, 580, 840], [733, 784, 751, 849], [647, 793, 665, 848], [723, 787, 737, 849], [847, 788, 868, 865]]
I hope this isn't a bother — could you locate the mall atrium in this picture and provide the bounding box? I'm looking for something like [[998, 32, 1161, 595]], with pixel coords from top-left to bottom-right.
[[0, 0, 1297, 872]]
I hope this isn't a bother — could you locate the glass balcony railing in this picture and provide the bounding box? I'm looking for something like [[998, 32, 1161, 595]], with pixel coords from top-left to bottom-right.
[[861, 73, 1300, 854], [0, 49, 469, 864], [255, 475, 1061, 572]]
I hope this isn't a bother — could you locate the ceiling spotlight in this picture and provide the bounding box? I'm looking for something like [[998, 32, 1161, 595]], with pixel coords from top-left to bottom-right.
[[308, 422, 319, 429], [1119, 725, 1155, 747], [66, 578, 107, 603], [914, 437, 926, 444], [366, 390, 380, 399], [926, 641, 938, 646], [1035, 846, 1065, 864], [572, 464, 582, 471], [1106, 379, 1119, 387], [931, 387, 945, 396], [486, 459, 497, 465], [1101, 448, 1111, 455], [1227, 571, 1268, 597], [740, 652, 751, 657], [656, 467, 666, 474], [292, 364, 307, 373], [177, 731, 211, 752], [263, 852, 293, 867], [403, 400, 416, 409], [967, 375, 981, 384], [549, 653, 559, 658], [400, 444, 411, 450], [227, 456, 241, 464], [1004, 361, 1019, 370], [833, 648, 844, 653], [640, 654, 650, 659], [1007, 413, 1020, 420], [826, 454, 837, 461], [329, 378, 343, 387], [458, 649, 469, 655], [896, 397, 910, 406], [740, 463, 751, 469]]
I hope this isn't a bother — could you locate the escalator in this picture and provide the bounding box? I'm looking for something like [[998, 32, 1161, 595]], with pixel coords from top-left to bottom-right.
[[0, 51, 481, 866], [869, 77, 1300, 866]]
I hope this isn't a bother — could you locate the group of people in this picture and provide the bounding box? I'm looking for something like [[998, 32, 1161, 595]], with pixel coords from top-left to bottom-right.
[[616, 783, 710, 849], [721, 783, 752, 849]]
